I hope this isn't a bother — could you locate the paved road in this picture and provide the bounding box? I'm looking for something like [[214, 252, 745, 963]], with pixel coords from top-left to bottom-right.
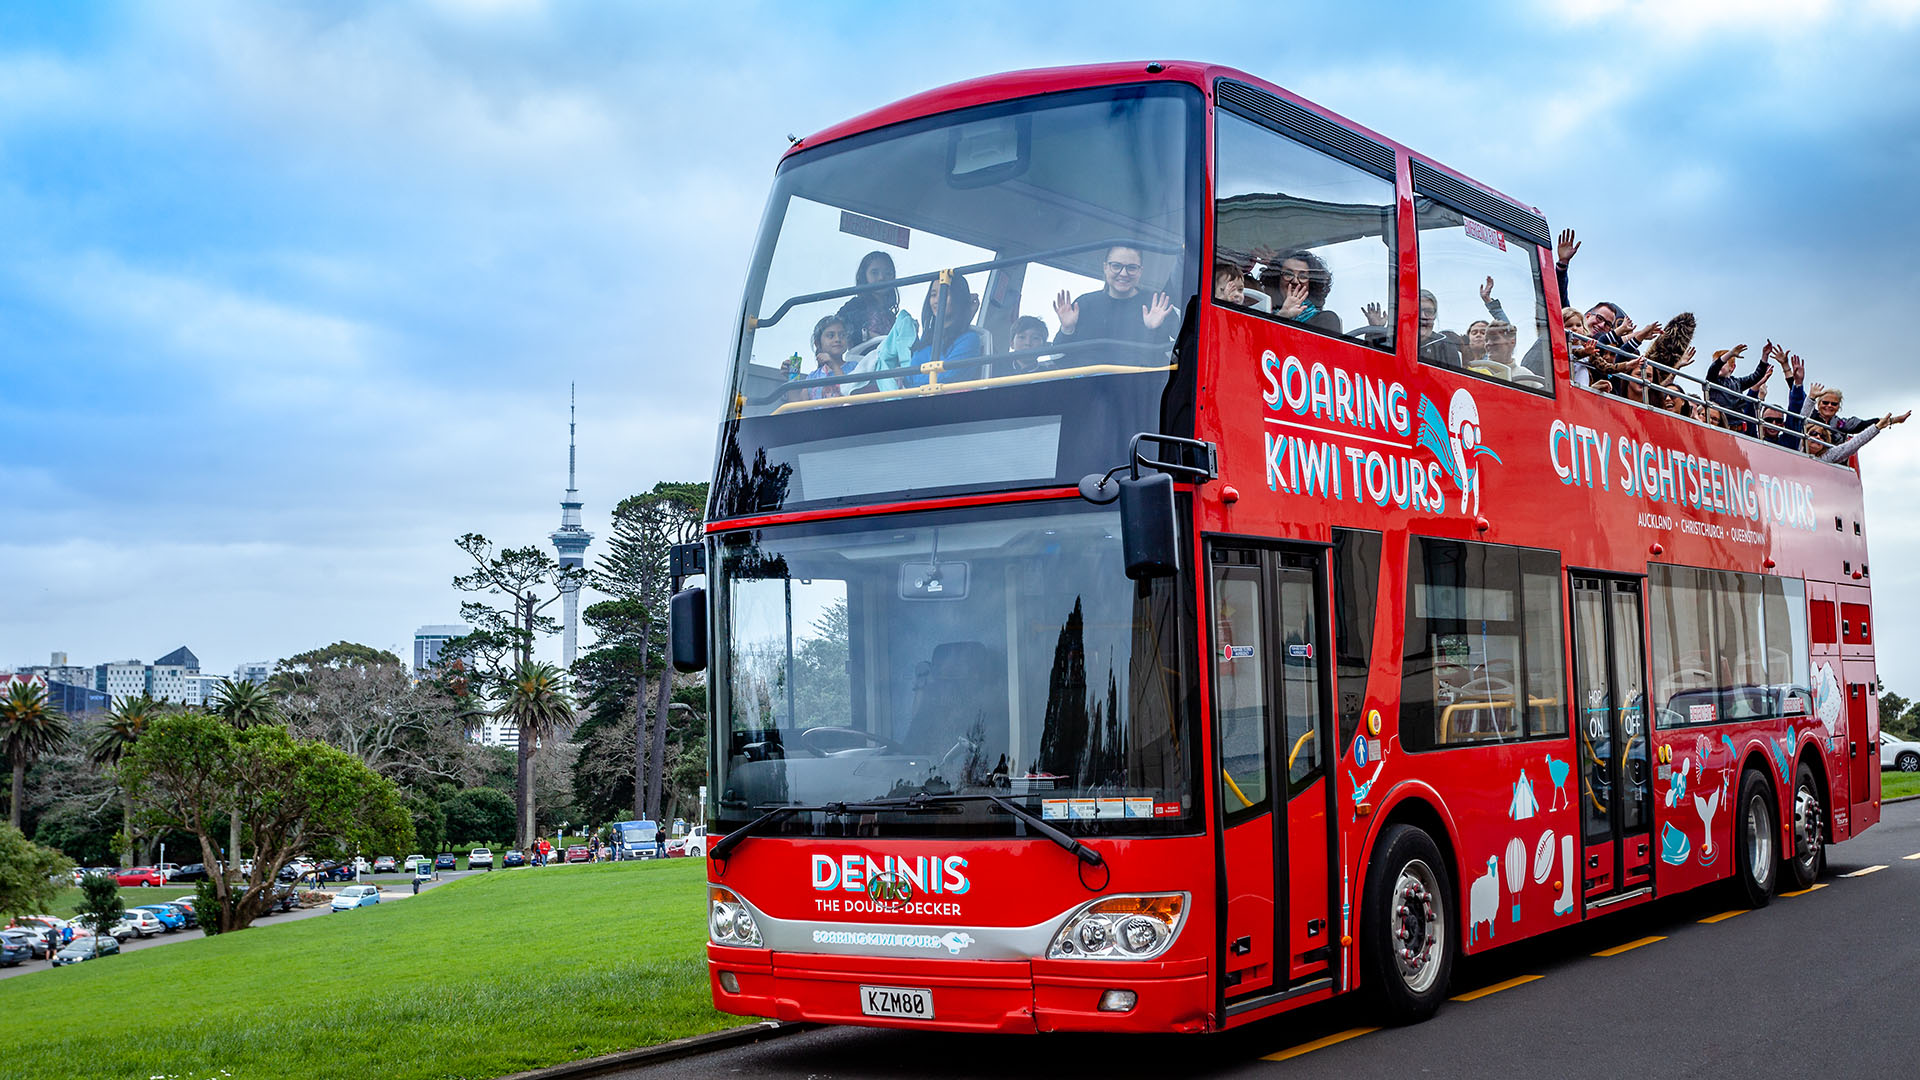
[[0, 870, 482, 983], [610, 798, 1920, 1080]]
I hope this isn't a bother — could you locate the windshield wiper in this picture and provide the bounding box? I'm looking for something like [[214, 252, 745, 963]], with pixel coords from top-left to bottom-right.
[[709, 794, 1105, 867], [855, 793, 1105, 867]]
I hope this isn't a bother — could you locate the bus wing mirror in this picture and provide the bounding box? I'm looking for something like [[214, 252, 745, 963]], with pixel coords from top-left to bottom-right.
[[1119, 472, 1179, 580], [670, 587, 708, 672]]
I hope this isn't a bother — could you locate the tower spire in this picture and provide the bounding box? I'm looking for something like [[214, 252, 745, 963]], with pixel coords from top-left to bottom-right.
[[551, 384, 592, 668]]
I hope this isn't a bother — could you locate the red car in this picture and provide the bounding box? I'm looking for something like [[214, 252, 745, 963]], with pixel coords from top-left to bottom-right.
[[116, 868, 165, 888], [564, 846, 591, 863]]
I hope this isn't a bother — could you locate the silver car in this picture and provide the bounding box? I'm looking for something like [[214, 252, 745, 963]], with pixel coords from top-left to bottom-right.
[[1883, 731, 1920, 772]]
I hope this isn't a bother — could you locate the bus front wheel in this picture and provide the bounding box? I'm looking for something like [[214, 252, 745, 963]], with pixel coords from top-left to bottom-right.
[[1360, 824, 1455, 1023]]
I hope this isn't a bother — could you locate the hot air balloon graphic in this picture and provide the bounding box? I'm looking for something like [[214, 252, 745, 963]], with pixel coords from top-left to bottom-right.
[[1414, 389, 1502, 516]]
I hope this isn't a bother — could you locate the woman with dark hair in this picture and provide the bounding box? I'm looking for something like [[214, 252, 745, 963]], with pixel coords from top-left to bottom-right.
[[905, 275, 981, 386], [836, 251, 901, 346], [806, 315, 851, 399], [1271, 249, 1342, 333]]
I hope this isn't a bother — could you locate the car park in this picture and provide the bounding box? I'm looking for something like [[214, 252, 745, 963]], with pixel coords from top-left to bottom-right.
[[1883, 731, 1920, 772], [433, 853, 458, 871], [116, 867, 165, 888], [1, 930, 36, 966], [502, 850, 525, 868], [373, 856, 397, 873], [565, 845, 591, 863], [468, 848, 494, 869], [131, 905, 187, 932], [52, 934, 120, 966], [118, 910, 166, 938], [331, 885, 382, 911]]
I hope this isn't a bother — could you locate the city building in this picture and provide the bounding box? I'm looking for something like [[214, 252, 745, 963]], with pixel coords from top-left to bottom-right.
[[95, 661, 148, 706], [20, 650, 93, 689], [47, 680, 109, 716], [549, 385, 593, 669], [413, 625, 471, 673], [183, 672, 226, 707], [148, 646, 199, 704], [234, 660, 272, 685], [474, 716, 520, 752]]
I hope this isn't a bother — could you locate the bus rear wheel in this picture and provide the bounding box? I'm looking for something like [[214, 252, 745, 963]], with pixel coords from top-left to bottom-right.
[[1785, 761, 1825, 892], [1360, 824, 1454, 1023], [1733, 769, 1777, 907]]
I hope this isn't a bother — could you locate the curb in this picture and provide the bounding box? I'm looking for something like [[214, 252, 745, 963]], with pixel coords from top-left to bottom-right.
[[1886, 793, 1919, 804], [497, 1021, 815, 1080]]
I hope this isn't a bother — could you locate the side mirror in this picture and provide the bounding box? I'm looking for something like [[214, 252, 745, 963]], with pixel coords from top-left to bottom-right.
[[670, 586, 708, 672], [1119, 472, 1178, 580]]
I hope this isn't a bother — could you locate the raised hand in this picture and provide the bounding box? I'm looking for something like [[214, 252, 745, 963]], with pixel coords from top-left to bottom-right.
[[1557, 228, 1581, 265], [1679, 345, 1698, 368], [1053, 289, 1079, 334], [1276, 279, 1309, 319], [1142, 291, 1175, 330], [1807, 381, 1827, 400], [1883, 410, 1913, 428], [1363, 301, 1388, 327], [1479, 276, 1495, 304], [1723, 343, 1748, 363], [1614, 313, 1637, 338], [1632, 319, 1662, 343], [1789, 353, 1805, 384]]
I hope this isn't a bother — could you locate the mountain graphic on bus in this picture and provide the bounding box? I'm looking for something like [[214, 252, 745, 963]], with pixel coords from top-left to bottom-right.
[[1414, 388, 1502, 516]]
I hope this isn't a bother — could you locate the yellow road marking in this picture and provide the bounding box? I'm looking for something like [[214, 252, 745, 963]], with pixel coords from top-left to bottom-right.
[[1451, 974, 1542, 1001], [1263, 1026, 1380, 1062], [1593, 935, 1665, 957], [1780, 883, 1828, 897], [1699, 909, 1747, 924], [1844, 864, 1888, 877]]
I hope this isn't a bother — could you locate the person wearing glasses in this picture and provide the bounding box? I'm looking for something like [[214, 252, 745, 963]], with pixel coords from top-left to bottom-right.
[[1053, 245, 1178, 355]]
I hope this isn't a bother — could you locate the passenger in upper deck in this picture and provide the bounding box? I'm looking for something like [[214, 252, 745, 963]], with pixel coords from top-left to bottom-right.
[[806, 315, 851, 400], [905, 274, 983, 386], [1809, 409, 1910, 463], [1214, 262, 1254, 308], [1417, 290, 1462, 368], [1054, 244, 1177, 348], [1266, 250, 1341, 334], [1485, 321, 1519, 372], [1464, 320, 1491, 365], [1003, 315, 1056, 375], [836, 251, 902, 347], [1705, 344, 1770, 436]]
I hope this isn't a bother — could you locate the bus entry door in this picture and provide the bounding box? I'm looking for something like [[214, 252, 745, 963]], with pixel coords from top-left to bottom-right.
[[1569, 574, 1654, 904], [1209, 543, 1334, 1001]]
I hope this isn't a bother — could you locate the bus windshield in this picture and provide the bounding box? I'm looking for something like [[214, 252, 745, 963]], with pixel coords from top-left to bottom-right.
[[712, 501, 1194, 837], [714, 83, 1201, 519]]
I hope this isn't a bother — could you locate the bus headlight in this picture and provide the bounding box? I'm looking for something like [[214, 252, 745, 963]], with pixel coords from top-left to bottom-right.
[[1048, 894, 1185, 960], [708, 886, 763, 947]]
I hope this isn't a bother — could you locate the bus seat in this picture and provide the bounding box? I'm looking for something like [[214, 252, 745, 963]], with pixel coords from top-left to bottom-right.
[[1242, 287, 1273, 313]]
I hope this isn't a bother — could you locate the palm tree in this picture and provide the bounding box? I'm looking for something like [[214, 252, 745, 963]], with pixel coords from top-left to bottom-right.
[[91, 695, 159, 864], [496, 660, 576, 848], [0, 681, 72, 831], [210, 677, 281, 867]]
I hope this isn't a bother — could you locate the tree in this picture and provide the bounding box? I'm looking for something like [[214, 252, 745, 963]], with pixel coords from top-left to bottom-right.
[[268, 642, 404, 694], [451, 534, 579, 848], [592, 481, 706, 823], [210, 677, 281, 865], [495, 661, 577, 845], [276, 656, 472, 786], [442, 788, 515, 845], [0, 824, 71, 919], [90, 695, 159, 865], [119, 714, 413, 933], [1, 681, 71, 831], [73, 871, 123, 957], [405, 790, 447, 855]]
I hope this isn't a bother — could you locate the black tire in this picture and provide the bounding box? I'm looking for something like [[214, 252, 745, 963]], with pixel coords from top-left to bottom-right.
[[1898, 752, 1920, 773], [1786, 761, 1826, 891], [1360, 824, 1456, 1024], [1733, 769, 1778, 907]]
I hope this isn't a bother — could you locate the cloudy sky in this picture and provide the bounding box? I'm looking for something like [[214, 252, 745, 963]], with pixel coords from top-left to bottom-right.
[[4, 0, 1919, 682]]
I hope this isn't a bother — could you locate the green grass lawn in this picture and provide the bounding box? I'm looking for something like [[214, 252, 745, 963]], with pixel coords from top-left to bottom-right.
[[41, 884, 197, 917], [1, 859, 738, 1080], [1883, 769, 1920, 800]]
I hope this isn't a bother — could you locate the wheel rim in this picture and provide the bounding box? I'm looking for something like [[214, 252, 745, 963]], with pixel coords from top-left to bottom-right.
[[1903, 754, 1920, 773], [1793, 784, 1822, 874], [1390, 859, 1444, 994], [1747, 793, 1773, 886]]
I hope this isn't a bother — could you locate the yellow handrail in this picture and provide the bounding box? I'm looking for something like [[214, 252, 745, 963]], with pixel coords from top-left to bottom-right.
[[1287, 729, 1316, 770], [1222, 769, 1255, 809]]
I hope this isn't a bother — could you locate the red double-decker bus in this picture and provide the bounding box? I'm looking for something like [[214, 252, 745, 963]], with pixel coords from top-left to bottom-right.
[[672, 61, 1879, 1034]]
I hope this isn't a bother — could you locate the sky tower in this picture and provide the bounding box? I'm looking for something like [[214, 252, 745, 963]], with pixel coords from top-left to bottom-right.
[[550, 384, 592, 668]]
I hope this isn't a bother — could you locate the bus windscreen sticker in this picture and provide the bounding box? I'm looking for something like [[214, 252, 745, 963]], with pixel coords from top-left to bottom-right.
[[1463, 217, 1507, 250]]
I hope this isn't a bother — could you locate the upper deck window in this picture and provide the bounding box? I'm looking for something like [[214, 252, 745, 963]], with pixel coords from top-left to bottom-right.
[[1211, 111, 1397, 352], [1414, 197, 1552, 395]]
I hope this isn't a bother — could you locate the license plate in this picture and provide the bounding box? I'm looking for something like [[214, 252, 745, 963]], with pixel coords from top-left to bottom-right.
[[859, 984, 934, 1019]]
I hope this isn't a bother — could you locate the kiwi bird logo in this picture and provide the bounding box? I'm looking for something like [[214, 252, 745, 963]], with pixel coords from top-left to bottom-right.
[[1415, 389, 1502, 515]]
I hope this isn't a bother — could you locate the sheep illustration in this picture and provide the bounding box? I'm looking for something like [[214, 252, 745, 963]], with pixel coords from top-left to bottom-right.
[[1468, 856, 1499, 946]]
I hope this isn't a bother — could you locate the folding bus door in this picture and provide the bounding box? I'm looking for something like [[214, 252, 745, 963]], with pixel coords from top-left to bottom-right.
[[1569, 575, 1654, 905], [1209, 542, 1335, 1007]]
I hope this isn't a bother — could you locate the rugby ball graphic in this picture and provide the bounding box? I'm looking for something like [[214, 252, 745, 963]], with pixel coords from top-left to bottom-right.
[[1532, 829, 1556, 884]]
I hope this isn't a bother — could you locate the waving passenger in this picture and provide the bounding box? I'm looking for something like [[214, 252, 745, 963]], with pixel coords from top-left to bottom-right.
[[1266, 249, 1341, 333], [1054, 244, 1178, 348], [836, 250, 902, 346], [1705, 345, 1769, 435]]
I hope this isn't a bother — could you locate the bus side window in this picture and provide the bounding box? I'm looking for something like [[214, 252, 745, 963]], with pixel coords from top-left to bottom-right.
[[1412, 195, 1553, 394]]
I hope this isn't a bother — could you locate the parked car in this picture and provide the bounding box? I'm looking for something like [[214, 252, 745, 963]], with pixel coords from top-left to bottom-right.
[[131, 904, 186, 932], [170, 863, 212, 883], [372, 856, 397, 873], [331, 885, 382, 911], [433, 853, 458, 871], [164, 899, 198, 929], [682, 826, 708, 858], [502, 850, 526, 868], [467, 848, 494, 869], [314, 861, 356, 882], [402, 855, 430, 874], [565, 845, 591, 863], [154, 862, 182, 881], [254, 884, 299, 915], [118, 910, 166, 938], [0, 930, 36, 966], [116, 867, 165, 888], [1883, 731, 1920, 772], [52, 934, 120, 965]]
